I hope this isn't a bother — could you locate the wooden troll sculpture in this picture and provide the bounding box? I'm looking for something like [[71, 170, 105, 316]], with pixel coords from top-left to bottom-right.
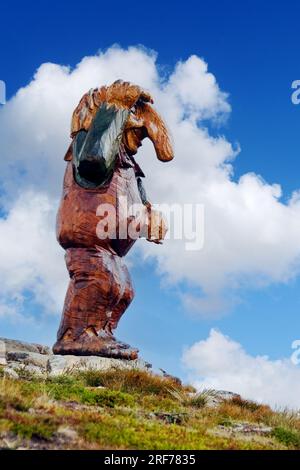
[[53, 81, 174, 359]]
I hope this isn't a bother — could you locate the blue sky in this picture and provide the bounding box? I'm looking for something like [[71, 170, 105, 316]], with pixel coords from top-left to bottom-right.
[[2, 0, 300, 191], [1, 0, 300, 407]]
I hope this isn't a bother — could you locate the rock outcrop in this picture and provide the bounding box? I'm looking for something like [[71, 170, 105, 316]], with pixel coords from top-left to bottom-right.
[[0, 337, 151, 378]]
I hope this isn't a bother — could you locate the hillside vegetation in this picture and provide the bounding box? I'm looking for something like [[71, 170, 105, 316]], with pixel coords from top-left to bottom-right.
[[0, 366, 300, 450]]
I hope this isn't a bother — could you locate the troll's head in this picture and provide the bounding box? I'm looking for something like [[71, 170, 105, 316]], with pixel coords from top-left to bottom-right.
[[65, 80, 174, 176]]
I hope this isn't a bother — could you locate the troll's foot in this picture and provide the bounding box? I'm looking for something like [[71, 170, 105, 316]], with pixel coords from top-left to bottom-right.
[[53, 331, 138, 360]]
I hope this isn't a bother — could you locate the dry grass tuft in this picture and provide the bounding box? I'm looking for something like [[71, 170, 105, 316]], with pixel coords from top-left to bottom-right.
[[72, 368, 184, 397], [167, 386, 220, 409]]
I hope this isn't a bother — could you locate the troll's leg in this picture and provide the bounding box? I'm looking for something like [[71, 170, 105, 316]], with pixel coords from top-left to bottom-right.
[[53, 247, 138, 359], [103, 260, 135, 336]]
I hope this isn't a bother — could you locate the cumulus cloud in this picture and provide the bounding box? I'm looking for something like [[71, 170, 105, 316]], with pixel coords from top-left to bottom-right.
[[1, 45, 300, 320], [182, 329, 300, 409], [0, 191, 66, 317], [166, 55, 231, 120]]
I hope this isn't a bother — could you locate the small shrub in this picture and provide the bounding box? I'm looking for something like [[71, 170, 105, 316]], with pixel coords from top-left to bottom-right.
[[80, 388, 134, 408], [46, 374, 77, 386], [218, 417, 233, 427], [44, 383, 81, 402], [272, 426, 300, 449], [77, 369, 105, 388], [45, 381, 134, 408], [11, 421, 55, 441]]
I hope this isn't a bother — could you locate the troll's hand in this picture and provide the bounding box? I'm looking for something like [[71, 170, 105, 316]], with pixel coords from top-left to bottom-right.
[[146, 206, 168, 244]]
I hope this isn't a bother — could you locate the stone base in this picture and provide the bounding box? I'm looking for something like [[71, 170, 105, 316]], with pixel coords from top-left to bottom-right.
[[0, 337, 151, 378]]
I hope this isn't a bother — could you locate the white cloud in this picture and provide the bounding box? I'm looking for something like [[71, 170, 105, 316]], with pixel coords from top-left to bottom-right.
[[166, 54, 231, 120], [1, 45, 300, 320], [0, 191, 66, 316], [182, 329, 300, 410]]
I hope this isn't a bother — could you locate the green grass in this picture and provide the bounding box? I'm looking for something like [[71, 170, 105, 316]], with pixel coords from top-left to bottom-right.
[[45, 382, 134, 408], [272, 426, 300, 449], [11, 420, 56, 441], [0, 368, 299, 449]]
